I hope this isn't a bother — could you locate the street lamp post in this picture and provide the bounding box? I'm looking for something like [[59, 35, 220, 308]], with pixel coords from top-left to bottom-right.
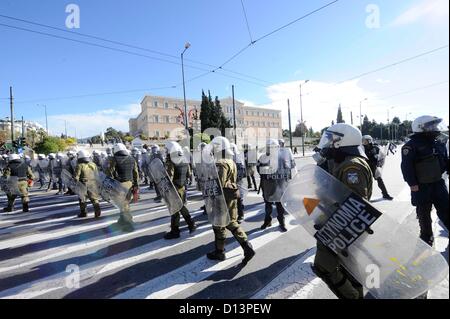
[[181, 42, 191, 131], [299, 80, 309, 157], [359, 98, 368, 133], [37, 104, 49, 135]]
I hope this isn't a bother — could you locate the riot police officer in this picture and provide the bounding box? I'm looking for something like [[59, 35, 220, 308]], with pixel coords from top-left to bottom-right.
[[64, 151, 77, 195], [47, 153, 58, 191], [312, 123, 373, 299], [2, 153, 34, 213], [149, 144, 164, 200], [107, 143, 139, 232], [230, 143, 246, 224], [74, 150, 102, 218], [243, 144, 258, 191], [362, 135, 393, 200], [206, 137, 255, 265], [36, 154, 48, 189], [401, 116, 449, 246], [163, 141, 197, 240], [257, 139, 289, 233]]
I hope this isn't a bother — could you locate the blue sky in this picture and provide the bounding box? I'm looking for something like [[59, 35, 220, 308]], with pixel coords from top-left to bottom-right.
[[0, 0, 448, 137]]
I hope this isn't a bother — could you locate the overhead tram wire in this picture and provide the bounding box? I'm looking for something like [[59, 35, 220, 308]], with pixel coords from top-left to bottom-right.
[[0, 23, 270, 88], [12, 46, 448, 105], [0, 1, 341, 90], [336, 45, 449, 84], [378, 80, 449, 100], [240, 0, 254, 43], [212, 0, 340, 71], [0, 14, 271, 85], [14, 86, 178, 105]]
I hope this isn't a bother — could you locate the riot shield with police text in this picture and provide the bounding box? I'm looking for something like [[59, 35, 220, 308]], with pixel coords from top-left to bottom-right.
[[259, 150, 293, 202], [281, 164, 449, 299], [95, 172, 129, 211], [198, 154, 230, 227], [148, 158, 183, 215], [61, 169, 87, 199]]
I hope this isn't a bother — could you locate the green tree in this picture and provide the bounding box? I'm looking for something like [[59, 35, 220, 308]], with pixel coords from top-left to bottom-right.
[[293, 121, 307, 137], [34, 136, 67, 154], [199, 90, 231, 135]]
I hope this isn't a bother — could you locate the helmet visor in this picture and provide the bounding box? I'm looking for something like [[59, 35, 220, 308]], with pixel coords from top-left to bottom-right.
[[421, 118, 446, 132], [318, 130, 343, 149]]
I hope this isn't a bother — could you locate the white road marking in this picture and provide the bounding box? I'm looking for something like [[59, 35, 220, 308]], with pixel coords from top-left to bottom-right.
[[114, 213, 297, 299]]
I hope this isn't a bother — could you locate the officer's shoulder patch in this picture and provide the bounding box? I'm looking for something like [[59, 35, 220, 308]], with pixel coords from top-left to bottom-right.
[[347, 171, 360, 184], [402, 148, 410, 156]]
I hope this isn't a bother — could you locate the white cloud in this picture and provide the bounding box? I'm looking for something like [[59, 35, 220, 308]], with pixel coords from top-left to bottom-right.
[[391, 0, 449, 27], [376, 78, 391, 84], [256, 80, 386, 132], [40, 104, 141, 138]]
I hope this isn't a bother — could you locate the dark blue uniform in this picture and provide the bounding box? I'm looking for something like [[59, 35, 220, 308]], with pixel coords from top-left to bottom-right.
[[401, 134, 449, 246]]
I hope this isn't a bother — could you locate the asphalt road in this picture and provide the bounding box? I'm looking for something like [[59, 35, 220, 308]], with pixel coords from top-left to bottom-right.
[[0, 151, 447, 299]]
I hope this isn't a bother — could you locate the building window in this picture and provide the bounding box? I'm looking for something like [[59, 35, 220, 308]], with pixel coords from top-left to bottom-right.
[[154, 101, 158, 108], [246, 111, 249, 116], [174, 103, 178, 109], [155, 131, 160, 138], [164, 102, 169, 109], [154, 115, 159, 123], [165, 116, 170, 123]]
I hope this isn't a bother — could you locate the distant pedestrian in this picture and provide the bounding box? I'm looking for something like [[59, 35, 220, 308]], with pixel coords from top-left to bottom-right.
[[293, 147, 298, 155]]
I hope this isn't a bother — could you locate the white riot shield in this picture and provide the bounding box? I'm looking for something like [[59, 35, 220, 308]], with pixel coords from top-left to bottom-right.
[[148, 158, 183, 215], [236, 165, 248, 199], [61, 169, 87, 198], [259, 151, 293, 202], [95, 172, 129, 210], [281, 164, 449, 299], [374, 147, 387, 179], [0, 176, 21, 196], [198, 154, 230, 227]]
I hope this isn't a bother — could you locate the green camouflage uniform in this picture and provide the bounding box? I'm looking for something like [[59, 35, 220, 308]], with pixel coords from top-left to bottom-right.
[[74, 161, 101, 215], [107, 156, 139, 225], [3, 162, 34, 211], [166, 159, 195, 232], [213, 158, 248, 250], [314, 156, 373, 299]]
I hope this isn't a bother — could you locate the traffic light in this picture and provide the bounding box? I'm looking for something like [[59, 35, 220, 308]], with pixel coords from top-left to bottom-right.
[[12, 140, 18, 148], [20, 137, 27, 147]]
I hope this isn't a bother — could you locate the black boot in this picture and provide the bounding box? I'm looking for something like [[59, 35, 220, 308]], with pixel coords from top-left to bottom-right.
[[2, 206, 13, 213], [241, 241, 255, 265], [207, 249, 226, 261], [164, 229, 180, 240], [261, 220, 272, 230], [22, 202, 29, 213], [78, 202, 87, 218], [207, 240, 226, 261], [154, 196, 162, 202], [94, 204, 101, 218]]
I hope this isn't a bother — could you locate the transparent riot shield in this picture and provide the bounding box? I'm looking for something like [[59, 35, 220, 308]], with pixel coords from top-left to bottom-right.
[[198, 154, 230, 227], [259, 150, 292, 202], [148, 158, 183, 215], [95, 172, 129, 211], [0, 176, 21, 196], [61, 169, 87, 198], [281, 164, 449, 299]]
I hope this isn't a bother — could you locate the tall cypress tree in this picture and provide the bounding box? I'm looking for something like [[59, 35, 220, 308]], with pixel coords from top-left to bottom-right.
[[336, 104, 345, 123], [199, 91, 231, 135]]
